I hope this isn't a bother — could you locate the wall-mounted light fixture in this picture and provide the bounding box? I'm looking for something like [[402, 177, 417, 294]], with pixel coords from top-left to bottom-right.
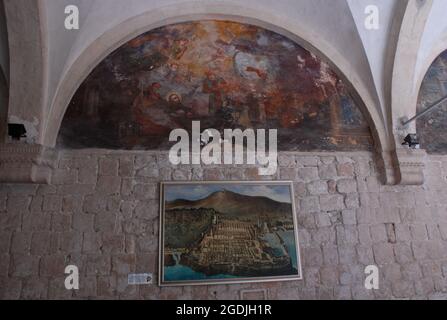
[[401, 95, 447, 128], [400, 94, 447, 148], [7, 123, 27, 140], [402, 134, 420, 149]]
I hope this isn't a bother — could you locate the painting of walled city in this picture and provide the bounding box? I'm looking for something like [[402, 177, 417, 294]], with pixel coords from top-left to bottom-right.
[[160, 182, 301, 285], [58, 20, 372, 151]]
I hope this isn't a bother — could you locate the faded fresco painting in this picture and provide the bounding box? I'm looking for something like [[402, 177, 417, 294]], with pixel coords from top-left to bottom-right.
[[160, 182, 301, 285], [58, 21, 372, 151], [417, 50, 447, 154]]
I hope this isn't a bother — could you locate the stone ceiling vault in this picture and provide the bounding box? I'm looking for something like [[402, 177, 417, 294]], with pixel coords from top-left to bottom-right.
[[2, 0, 447, 184]]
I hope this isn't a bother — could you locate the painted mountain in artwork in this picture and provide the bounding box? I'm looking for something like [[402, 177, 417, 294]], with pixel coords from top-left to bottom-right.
[[166, 189, 292, 220]]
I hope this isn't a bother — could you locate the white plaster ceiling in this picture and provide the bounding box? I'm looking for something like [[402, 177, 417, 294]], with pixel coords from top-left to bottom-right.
[[3, 0, 447, 152]]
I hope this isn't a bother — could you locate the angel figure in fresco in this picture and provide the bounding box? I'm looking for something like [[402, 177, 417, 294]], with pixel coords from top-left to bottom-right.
[[171, 39, 190, 60], [202, 71, 227, 115], [132, 82, 179, 135]]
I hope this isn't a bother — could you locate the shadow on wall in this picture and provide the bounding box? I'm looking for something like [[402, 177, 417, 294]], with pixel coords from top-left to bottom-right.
[[417, 50, 447, 154], [57, 20, 373, 152], [0, 69, 7, 142]]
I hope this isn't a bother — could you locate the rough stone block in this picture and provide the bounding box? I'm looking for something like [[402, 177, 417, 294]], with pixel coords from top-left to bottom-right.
[[307, 181, 328, 195], [342, 210, 357, 225], [48, 277, 73, 299], [10, 232, 32, 254], [319, 164, 337, 180], [303, 246, 323, 267], [86, 254, 111, 276], [410, 224, 428, 241], [10, 254, 40, 277], [357, 225, 372, 245], [356, 245, 374, 265], [99, 158, 119, 176], [300, 196, 320, 213], [278, 154, 296, 167], [373, 243, 395, 264], [297, 156, 319, 167], [6, 195, 31, 213], [393, 243, 414, 264], [119, 157, 134, 177], [72, 212, 95, 232], [203, 168, 225, 180], [52, 169, 77, 185], [40, 254, 66, 277], [345, 194, 360, 209], [0, 278, 22, 300], [96, 176, 121, 195], [338, 245, 357, 265], [22, 211, 52, 232], [322, 245, 339, 265], [132, 183, 157, 200], [337, 163, 355, 177], [395, 224, 412, 242], [30, 232, 51, 255], [78, 166, 98, 184], [102, 232, 125, 254], [58, 232, 83, 253], [21, 278, 48, 299], [0, 254, 9, 276], [112, 254, 136, 275], [83, 232, 102, 253], [370, 224, 388, 243], [279, 168, 297, 180], [298, 167, 319, 182], [314, 213, 332, 228], [337, 179, 357, 194], [51, 213, 72, 232], [320, 194, 345, 212], [320, 266, 339, 286]]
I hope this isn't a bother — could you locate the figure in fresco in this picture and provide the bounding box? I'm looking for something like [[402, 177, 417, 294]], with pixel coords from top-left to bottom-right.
[[171, 39, 190, 60], [202, 71, 227, 115], [132, 82, 179, 135]]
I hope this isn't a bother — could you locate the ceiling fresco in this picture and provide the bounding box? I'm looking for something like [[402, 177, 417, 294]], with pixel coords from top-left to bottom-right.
[[417, 50, 447, 154], [57, 21, 373, 151]]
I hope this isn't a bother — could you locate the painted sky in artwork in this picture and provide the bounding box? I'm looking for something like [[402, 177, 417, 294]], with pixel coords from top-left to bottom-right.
[[417, 50, 447, 154], [58, 20, 372, 151], [165, 184, 292, 203]]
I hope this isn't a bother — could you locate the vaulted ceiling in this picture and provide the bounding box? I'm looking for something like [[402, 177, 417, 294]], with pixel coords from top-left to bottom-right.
[[2, 0, 447, 182]]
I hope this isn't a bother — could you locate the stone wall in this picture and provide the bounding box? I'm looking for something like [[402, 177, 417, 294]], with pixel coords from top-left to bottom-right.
[[0, 150, 447, 300]]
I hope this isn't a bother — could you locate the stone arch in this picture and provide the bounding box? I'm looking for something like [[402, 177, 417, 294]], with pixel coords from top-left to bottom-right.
[[43, 4, 387, 154]]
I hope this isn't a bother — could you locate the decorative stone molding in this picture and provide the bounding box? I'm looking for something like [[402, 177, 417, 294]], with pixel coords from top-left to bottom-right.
[[0, 143, 58, 184], [376, 151, 400, 185], [395, 148, 427, 185], [377, 148, 427, 185]]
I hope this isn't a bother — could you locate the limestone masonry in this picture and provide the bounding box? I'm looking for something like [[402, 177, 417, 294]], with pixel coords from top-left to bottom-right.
[[1, 150, 446, 299]]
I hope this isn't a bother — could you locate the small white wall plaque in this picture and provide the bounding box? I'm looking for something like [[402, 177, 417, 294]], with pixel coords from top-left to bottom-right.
[[128, 273, 153, 285]]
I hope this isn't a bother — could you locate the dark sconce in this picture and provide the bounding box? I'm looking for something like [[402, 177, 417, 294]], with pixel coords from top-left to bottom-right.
[[402, 134, 419, 149], [399, 94, 447, 150], [8, 123, 27, 140]]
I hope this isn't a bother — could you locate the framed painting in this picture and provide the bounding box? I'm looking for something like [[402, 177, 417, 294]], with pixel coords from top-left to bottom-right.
[[159, 181, 302, 286]]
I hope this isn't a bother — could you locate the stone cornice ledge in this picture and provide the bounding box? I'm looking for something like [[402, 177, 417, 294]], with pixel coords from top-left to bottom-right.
[[377, 148, 427, 186], [395, 148, 427, 185], [0, 143, 58, 184]]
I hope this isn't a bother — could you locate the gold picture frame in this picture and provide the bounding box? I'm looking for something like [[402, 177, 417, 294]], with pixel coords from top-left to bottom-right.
[[159, 181, 303, 286]]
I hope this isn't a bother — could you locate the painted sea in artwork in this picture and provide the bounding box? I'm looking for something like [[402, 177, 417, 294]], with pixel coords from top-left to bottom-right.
[[58, 20, 372, 151], [161, 183, 301, 284]]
